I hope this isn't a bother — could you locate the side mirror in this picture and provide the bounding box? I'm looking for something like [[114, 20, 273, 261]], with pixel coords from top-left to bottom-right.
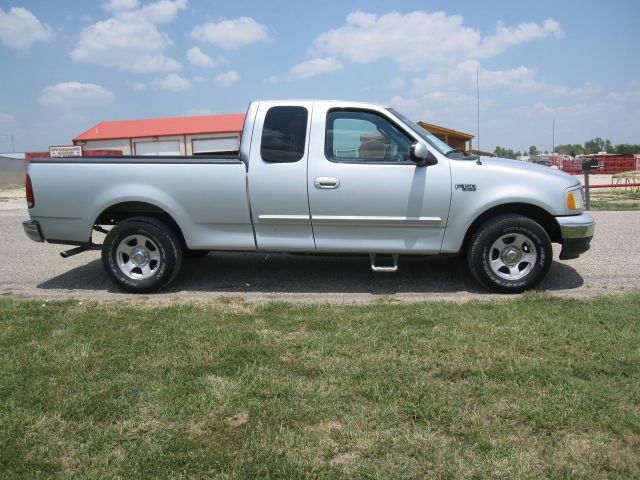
[[411, 142, 438, 166]]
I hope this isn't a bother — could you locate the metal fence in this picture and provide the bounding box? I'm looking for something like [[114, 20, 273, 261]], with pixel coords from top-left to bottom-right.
[[561, 154, 638, 175]]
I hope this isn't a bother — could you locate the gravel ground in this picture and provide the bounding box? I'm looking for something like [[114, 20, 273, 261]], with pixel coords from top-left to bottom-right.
[[1, 188, 638, 303]]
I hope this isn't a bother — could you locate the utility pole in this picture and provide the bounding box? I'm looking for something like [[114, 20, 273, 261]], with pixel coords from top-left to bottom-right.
[[552, 118, 555, 166]]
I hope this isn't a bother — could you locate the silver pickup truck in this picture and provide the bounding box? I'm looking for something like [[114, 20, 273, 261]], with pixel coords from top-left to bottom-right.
[[23, 100, 594, 293]]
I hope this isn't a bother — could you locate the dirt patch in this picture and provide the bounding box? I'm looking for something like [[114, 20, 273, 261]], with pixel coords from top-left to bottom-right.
[[331, 451, 359, 466], [226, 411, 249, 427], [0, 187, 25, 210]]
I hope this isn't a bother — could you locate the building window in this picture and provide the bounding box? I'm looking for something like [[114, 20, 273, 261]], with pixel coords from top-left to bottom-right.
[[325, 110, 413, 163], [260, 106, 308, 163]]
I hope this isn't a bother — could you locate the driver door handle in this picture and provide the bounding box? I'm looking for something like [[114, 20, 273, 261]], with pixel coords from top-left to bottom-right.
[[314, 177, 340, 189]]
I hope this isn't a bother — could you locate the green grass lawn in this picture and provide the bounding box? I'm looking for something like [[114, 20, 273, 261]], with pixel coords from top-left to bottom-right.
[[590, 191, 640, 211], [1, 293, 639, 479]]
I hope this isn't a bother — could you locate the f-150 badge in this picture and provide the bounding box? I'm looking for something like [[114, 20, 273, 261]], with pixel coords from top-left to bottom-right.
[[455, 184, 477, 192]]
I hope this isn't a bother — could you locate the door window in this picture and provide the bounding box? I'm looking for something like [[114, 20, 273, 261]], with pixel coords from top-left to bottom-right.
[[325, 110, 413, 163]]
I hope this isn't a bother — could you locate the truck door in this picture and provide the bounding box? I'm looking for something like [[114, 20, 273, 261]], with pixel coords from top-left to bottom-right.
[[247, 101, 315, 251], [307, 104, 451, 253]]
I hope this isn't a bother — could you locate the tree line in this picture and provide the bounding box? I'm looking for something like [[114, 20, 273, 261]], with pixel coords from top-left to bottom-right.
[[493, 138, 640, 159]]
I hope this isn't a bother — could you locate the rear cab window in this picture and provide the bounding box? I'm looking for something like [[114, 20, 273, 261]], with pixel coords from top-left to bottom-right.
[[260, 106, 308, 163]]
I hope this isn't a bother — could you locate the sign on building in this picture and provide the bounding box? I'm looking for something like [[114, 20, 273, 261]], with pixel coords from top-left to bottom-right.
[[50, 145, 83, 157]]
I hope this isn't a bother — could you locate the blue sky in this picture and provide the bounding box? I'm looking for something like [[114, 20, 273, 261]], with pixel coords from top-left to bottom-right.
[[1, 0, 639, 153]]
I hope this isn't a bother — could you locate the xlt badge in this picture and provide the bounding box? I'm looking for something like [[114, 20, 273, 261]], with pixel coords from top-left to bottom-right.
[[455, 184, 477, 192]]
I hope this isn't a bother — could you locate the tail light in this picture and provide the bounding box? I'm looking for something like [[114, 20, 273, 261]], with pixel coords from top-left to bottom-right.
[[26, 174, 34, 208]]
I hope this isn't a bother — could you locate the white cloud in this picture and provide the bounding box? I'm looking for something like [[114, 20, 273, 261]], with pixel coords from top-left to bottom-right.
[[131, 81, 147, 91], [410, 61, 533, 94], [388, 96, 430, 115], [71, 1, 187, 73], [289, 57, 342, 79], [514, 102, 621, 119], [312, 11, 562, 71], [135, 0, 187, 24], [39, 82, 114, 108], [0, 7, 54, 52], [151, 73, 191, 91], [215, 70, 240, 87], [474, 18, 564, 58], [187, 46, 218, 68], [0, 112, 17, 126], [607, 88, 640, 103], [102, 0, 185, 22], [408, 60, 584, 99], [390, 77, 405, 89], [190, 17, 269, 49], [102, 0, 139, 13], [268, 57, 342, 83], [71, 17, 181, 73]]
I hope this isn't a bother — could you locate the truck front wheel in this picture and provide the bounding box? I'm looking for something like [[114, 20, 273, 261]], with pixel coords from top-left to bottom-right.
[[102, 216, 182, 293], [467, 214, 552, 293]]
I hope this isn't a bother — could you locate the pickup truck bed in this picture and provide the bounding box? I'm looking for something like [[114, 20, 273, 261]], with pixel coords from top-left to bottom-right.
[[27, 155, 254, 250]]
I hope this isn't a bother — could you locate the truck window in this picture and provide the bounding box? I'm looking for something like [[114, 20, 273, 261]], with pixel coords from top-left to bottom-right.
[[261, 106, 308, 163], [325, 110, 412, 164]]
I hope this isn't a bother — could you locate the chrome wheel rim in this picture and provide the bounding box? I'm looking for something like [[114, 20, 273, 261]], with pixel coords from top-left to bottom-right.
[[115, 234, 161, 280], [488, 233, 537, 281]]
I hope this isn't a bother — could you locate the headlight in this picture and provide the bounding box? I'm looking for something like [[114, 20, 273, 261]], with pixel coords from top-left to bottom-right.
[[566, 187, 584, 212]]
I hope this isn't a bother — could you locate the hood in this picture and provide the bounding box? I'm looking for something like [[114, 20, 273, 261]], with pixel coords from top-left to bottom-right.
[[477, 156, 580, 185]]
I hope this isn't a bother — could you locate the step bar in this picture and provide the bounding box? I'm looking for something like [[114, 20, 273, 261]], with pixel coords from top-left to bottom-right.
[[369, 253, 399, 273]]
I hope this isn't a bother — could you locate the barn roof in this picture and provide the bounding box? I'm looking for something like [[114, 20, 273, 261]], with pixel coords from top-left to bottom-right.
[[73, 113, 246, 142]]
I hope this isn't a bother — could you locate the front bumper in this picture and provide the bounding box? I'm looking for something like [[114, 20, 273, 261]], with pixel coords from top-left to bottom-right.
[[23, 220, 44, 243], [556, 213, 595, 260]]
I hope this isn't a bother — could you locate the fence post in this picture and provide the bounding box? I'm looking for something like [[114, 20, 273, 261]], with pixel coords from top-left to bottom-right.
[[584, 170, 591, 210]]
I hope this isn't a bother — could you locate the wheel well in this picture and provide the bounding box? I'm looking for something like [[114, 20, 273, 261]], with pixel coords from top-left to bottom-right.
[[95, 201, 186, 246], [461, 203, 561, 253]]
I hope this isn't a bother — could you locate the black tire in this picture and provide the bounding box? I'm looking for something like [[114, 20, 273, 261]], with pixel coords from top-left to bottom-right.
[[102, 216, 182, 293], [467, 214, 552, 293]]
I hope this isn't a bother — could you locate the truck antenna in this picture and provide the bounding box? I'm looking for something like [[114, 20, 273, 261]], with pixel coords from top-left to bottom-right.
[[476, 67, 482, 165]]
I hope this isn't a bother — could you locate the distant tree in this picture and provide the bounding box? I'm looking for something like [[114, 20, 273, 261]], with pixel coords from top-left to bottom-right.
[[584, 137, 613, 154], [613, 144, 640, 154], [494, 146, 520, 159], [556, 144, 584, 156], [544, 150, 549, 155], [528, 145, 539, 156]]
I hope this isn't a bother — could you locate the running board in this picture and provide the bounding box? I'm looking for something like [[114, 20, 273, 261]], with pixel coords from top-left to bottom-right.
[[60, 244, 101, 258], [369, 253, 399, 273]]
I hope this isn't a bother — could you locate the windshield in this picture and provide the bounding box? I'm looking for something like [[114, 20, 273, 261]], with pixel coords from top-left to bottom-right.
[[387, 108, 456, 155]]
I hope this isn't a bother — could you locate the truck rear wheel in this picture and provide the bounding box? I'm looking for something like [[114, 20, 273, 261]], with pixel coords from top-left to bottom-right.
[[467, 214, 552, 293], [102, 216, 182, 293]]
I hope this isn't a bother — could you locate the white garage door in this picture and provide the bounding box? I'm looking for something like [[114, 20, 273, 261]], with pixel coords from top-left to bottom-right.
[[135, 140, 181, 156], [192, 137, 239, 155]]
